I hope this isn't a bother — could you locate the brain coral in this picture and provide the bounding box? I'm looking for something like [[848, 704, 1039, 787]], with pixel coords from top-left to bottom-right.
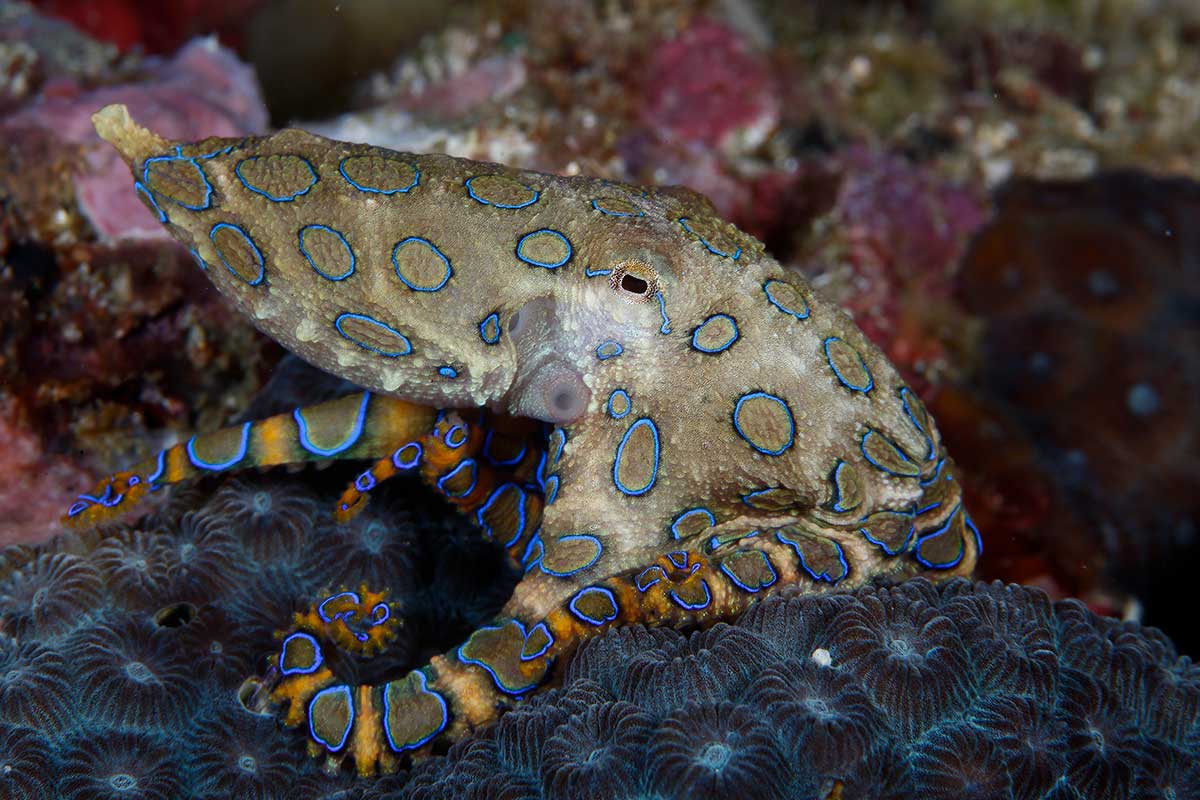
[[0, 468, 1196, 799]]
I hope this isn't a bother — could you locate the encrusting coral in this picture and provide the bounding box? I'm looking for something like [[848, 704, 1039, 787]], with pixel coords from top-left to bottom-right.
[[2, 473, 1197, 799]]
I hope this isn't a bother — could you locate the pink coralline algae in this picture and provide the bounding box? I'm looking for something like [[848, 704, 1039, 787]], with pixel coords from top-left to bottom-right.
[[636, 18, 779, 151], [1, 36, 266, 244], [796, 146, 989, 391]]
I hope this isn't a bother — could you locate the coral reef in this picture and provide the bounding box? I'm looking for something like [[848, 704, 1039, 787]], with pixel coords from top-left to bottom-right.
[[4, 479, 1197, 798], [394, 579, 1200, 799], [0, 6, 275, 548]]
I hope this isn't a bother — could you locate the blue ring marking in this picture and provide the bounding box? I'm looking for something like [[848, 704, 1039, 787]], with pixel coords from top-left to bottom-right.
[[655, 292, 673, 334], [775, 531, 849, 584], [591, 198, 645, 217], [476, 483, 527, 547], [479, 312, 502, 345], [444, 425, 468, 448], [920, 457, 947, 487], [354, 470, 376, 492], [294, 392, 369, 457], [382, 670, 448, 753], [334, 313, 413, 357], [135, 181, 168, 222], [636, 565, 665, 592], [142, 154, 213, 210], [457, 622, 543, 695], [392, 442, 422, 470], [338, 156, 419, 194], [679, 217, 742, 260], [436, 458, 478, 498], [69, 483, 126, 515], [515, 228, 573, 269], [720, 551, 778, 593], [612, 417, 661, 497], [690, 314, 739, 354], [543, 475, 560, 505], [861, 429, 920, 477], [607, 389, 632, 419], [520, 530, 544, 571], [824, 337, 874, 393], [534, 451, 548, 490], [299, 224, 356, 281], [188, 141, 240, 160], [482, 430, 527, 467], [465, 175, 539, 209], [916, 502, 941, 516], [185, 421, 251, 470], [317, 591, 361, 623], [100, 486, 125, 508], [568, 586, 619, 625], [235, 155, 317, 202], [280, 632, 324, 675], [392, 236, 452, 292], [858, 512, 915, 557], [900, 387, 935, 460], [585, 266, 613, 277], [666, 551, 689, 570], [372, 603, 390, 625], [549, 429, 567, 465], [308, 685, 354, 752], [438, 365, 458, 379], [670, 580, 712, 610], [742, 487, 785, 508], [670, 507, 716, 540], [732, 391, 795, 456], [188, 247, 207, 271], [539, 533, 602, 577], [596, 340, 623, 360], [210, 223, 265, 286], [146, 450, 167, 490], [914, 505, 966, 570], [763, 279, 810, 320], [966, 514, 983, 556], [830, 461, 855, 512], [520, 622, 554, 661]]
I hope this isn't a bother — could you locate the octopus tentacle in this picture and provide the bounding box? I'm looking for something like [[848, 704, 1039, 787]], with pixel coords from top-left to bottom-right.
[[263, 517, 976, 776], [64, 393, 436, 529]]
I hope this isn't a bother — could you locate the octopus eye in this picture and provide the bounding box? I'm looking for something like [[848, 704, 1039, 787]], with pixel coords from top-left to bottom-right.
[[609, 260, 659, 303]]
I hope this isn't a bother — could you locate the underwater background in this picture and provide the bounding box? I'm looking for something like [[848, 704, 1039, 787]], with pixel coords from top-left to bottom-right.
[[0, 0, 1198, 797]]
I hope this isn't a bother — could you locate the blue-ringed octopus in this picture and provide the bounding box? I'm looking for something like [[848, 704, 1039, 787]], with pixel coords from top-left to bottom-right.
[[66, 103, 980, 775]]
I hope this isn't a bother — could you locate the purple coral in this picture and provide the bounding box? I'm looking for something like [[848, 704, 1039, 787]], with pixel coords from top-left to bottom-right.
[[0, 635, 73, 730], [647, 702, 791, 800], [828, 585, 974, 737], [57, 729, 187, 800], [205, 476, 322, 564], [0, 551, 103, 637], [68, 612, 200, 729], [90, 527, 176, 607], [188, 699, 301, 800], [540, 701, 655, 800], [0, 722, 54, 800]]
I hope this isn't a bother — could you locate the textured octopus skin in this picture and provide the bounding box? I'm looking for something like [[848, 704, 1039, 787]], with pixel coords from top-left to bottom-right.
[[69, 103, 980, 774]]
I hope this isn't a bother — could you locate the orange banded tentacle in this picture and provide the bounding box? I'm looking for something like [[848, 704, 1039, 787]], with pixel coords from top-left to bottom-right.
[[64, 392, 436, 528], [412, 411, 548, 564], [266, 524, 959, 776]]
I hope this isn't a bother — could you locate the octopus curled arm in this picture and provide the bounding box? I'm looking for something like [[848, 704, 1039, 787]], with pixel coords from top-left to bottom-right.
[[65, 103, 980, 775]]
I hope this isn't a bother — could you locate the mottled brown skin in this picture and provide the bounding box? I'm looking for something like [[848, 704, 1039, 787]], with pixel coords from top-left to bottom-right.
[[77, 104, 979, 774]]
